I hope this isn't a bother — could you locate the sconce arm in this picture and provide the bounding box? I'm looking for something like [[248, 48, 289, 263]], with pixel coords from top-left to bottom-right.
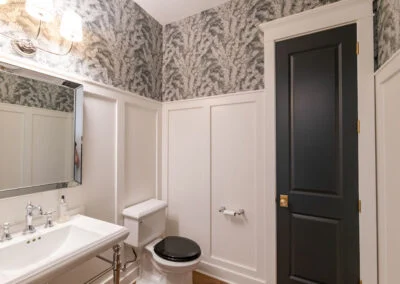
[[36, 41, 74, 56]]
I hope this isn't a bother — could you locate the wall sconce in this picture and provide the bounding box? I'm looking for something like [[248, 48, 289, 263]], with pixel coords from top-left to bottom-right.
[[0, 0, 83, 57]]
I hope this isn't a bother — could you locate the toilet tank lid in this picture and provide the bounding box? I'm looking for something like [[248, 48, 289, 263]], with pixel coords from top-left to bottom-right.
[[122, 199, 167, 220]]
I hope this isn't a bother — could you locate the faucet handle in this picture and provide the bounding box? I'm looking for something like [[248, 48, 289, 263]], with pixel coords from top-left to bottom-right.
[[26, 201, 33, 209], [2, 222, 11, 229], [26, 201, 42, 214], [43, 210, 56, 228], [43, 210, 56, 217], [1, 222, 13, 241]]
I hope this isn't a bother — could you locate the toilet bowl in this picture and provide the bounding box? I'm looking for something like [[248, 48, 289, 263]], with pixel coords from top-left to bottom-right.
[[138, 237, 201, 284], [122, 199, 201, 284]]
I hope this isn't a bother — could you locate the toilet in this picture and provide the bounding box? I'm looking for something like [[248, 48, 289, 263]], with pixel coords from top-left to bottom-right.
[[122, 199, 201, 284]]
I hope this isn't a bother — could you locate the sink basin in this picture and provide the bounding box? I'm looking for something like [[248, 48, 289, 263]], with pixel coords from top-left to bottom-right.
[[0, 215, 129, 284]]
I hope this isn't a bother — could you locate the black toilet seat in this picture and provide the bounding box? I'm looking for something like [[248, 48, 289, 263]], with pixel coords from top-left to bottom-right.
[[154, 236, 201, 262]]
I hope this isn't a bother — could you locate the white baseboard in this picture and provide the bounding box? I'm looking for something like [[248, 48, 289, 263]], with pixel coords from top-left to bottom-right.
[[198, 261, 265, 284]]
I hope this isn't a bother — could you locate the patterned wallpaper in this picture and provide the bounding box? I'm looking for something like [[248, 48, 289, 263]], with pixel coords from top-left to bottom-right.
[[0, 0, 163, 101], [0, 0, 398, 102], [0, 70, 75, 112], [377, 0, 400, 67], [162, 0, 339, 101]]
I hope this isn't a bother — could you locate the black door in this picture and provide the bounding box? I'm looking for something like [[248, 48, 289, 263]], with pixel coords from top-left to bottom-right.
[[276, 24, 359, 284]]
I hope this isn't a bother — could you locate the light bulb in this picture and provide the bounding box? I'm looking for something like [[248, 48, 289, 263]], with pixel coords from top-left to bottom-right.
[[60, 10, 83, 42], [25, 0, 55, 22]]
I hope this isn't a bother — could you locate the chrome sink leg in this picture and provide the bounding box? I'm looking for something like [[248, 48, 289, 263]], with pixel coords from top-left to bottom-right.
[[113, 244, 121, 284]]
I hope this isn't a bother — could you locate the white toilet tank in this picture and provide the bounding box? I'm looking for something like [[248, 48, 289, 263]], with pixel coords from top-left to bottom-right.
[[122, 199, 168, 248]]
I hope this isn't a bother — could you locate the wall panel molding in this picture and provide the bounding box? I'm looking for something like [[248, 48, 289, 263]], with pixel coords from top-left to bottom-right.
[[163, 90, 266, 284]]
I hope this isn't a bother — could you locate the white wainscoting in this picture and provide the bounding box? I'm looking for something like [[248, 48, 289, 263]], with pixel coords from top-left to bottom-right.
[[51, 90, 162, 284], [81, 93, 117, 224], [80, 91, 162, 225], [162, 90, 266, 284], [0, 87, 161, 284], [376, 50, 400, 284], [0, 103, 74, 190]]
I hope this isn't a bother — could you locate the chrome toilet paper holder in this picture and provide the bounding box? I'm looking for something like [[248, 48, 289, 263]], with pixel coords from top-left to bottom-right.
[[218, 206, 245, 217]]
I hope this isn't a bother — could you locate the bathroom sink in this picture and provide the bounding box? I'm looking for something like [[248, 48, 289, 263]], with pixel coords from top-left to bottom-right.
[[0, 215, 129, 284]]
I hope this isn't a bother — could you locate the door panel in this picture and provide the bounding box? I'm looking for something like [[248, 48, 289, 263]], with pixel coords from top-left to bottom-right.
[[291, 214, 340, 283], [276, 24, 359, 284], [291, 47, 339, 194]]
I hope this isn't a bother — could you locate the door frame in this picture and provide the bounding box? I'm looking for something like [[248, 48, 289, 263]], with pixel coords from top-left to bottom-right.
[[259, 0, 377, 283]]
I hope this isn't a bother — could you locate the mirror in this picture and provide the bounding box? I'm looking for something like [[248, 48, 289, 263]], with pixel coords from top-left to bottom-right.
[[0, 64, 83, 199]]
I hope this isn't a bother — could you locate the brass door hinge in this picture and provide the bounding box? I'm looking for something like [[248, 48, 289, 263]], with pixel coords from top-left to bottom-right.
[[357, 120, 361, 134], [360, 280, 363, 284], [356, 42, 360, 55], [358, 200, 362, 213]]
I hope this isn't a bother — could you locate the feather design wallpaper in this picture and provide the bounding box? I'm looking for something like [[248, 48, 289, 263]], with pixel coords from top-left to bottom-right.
[[0, 0, 163, 101], [0, 71, 75, 112], [377, 0, 400, 67], [162, 0, 340, 101], [0, 0, 399, 102]]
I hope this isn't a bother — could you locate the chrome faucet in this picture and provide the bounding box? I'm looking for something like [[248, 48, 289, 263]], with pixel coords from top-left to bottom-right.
[[24, 201, 42, 234]]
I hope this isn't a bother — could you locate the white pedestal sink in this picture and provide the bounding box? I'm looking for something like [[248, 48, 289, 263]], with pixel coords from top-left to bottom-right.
[[0, 215, 129, 284]]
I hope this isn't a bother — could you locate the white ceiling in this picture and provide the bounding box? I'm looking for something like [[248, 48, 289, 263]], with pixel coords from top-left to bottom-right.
[[134, 0, 232, 25]]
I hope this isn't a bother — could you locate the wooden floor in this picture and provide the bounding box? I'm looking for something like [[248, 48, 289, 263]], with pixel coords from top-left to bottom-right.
[[132, 271, 226, 284], [193, 271, 227, 284]]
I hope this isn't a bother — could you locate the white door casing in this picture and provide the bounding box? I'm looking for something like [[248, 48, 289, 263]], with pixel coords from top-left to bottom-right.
[[259, 0, 377, 283]]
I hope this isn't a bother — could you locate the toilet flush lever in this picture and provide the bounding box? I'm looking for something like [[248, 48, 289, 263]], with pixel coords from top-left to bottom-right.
[[218, 206, 245, 217]]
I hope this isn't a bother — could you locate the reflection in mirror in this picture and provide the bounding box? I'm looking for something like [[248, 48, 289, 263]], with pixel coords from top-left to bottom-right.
[[0, 65, 83, 199]]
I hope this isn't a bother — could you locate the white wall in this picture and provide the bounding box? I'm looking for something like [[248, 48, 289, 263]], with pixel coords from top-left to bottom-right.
[[124, 102, 159, 207], [80, 93, 117, 224], [51, 85, 162, 283], [162, 90, 266, 284], [376, 51, 400, 284], [0, 187, 83, 235], [80, 89, 162, 225]]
